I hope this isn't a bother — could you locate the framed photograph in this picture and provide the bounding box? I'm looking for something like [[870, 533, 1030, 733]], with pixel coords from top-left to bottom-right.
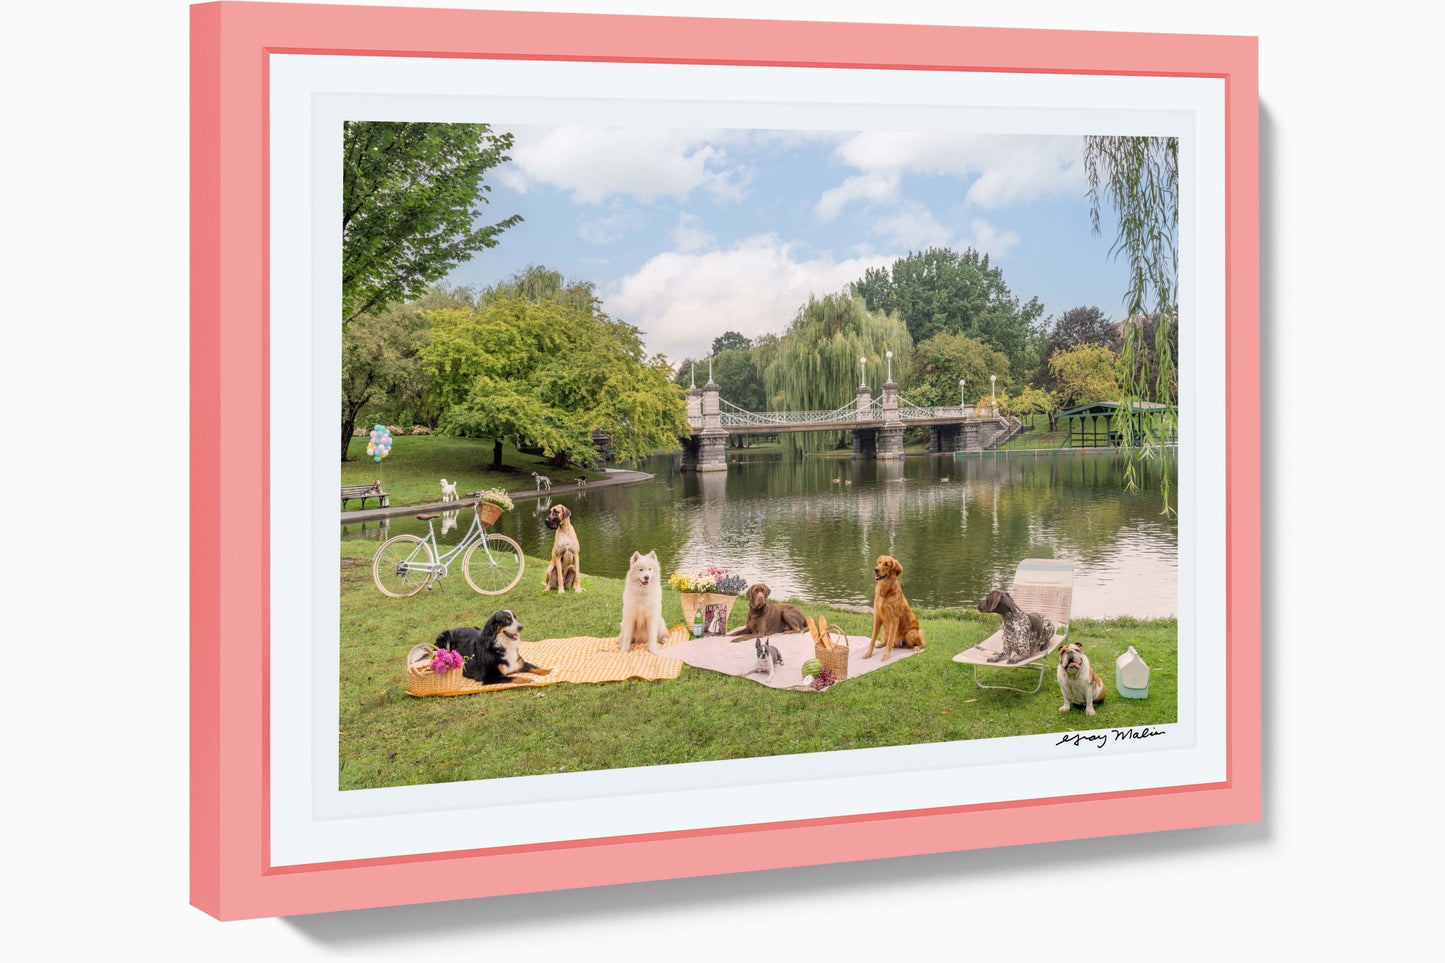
[[704, 604, 730, 638], [191, 1, 1259, 920]]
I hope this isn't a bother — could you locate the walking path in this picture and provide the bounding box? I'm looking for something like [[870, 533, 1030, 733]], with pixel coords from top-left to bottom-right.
[[340, 468, 655, 523]]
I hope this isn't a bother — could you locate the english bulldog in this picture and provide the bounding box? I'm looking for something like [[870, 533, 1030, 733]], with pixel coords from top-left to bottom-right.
[[1056, 640, 1106, 716]]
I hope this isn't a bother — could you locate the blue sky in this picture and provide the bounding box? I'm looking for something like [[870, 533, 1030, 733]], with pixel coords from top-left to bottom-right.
[[444, 126, 1135, 364]]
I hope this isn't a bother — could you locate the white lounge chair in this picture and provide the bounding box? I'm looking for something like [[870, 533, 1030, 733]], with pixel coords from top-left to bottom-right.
[[953, 558, 1074, 693]]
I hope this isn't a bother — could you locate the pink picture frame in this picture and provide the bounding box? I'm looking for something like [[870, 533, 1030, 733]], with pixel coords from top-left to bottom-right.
[[191, 1, 1259, 921]]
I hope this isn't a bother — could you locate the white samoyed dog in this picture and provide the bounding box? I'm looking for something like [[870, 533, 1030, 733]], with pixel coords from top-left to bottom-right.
[[619, 550, 667, 654]]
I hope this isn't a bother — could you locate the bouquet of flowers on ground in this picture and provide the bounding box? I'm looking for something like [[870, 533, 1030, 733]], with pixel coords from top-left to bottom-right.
[[476, 487, 514, 511], [428, 648, 463, 674], [668, 566, 748, 596]]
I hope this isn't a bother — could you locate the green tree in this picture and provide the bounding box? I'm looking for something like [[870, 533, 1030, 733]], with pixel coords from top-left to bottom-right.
[[710, 348, 767, 446], [484, 263, 600, 312], [759, 291, 912, 451], [905, 331, 1011, 409], [998, 385, 1059, 431], [339, 285, 479, 460], [341, 306, 426, 461], [1048, 343, 1121, 412], [422, 286, 689, 470], [1116, 310, 1179, 405], [343, 121, 521, 324], [853, 246, 1045, 372], [1036, 305, 1116, 385], [1083, 135, 1178, 502], [710, 331, 752, 356], [672, 358, 701, 389]]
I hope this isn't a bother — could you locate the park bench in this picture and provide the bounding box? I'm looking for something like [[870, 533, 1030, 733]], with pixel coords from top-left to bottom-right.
[[341, 483, 389, 510]]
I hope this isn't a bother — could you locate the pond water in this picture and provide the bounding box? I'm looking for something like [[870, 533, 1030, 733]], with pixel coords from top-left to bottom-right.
[[342, 448, 1178, 619]]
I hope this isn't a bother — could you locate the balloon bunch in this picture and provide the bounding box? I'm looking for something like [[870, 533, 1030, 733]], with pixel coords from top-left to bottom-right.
[[366, 425, 393, 462]]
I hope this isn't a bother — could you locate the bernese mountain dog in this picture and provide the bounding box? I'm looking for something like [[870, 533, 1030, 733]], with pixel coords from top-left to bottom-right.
[[434, 610, 552, 685]]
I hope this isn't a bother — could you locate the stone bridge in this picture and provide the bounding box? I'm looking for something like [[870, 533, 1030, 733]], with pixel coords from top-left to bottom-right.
[[681, 378, 1028, 472]]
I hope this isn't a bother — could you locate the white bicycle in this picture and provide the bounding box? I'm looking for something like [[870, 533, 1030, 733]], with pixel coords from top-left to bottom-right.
[[372, 498, 524, 597]]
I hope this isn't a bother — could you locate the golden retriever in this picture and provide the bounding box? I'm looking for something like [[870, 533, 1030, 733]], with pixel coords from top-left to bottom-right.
[[865, 555, 925, 662]]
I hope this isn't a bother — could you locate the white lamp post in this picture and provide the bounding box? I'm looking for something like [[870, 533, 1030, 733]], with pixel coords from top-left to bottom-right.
[[859, 356, 867, 388], [959, 378, 965, 408], [885, 350, 893, 383], [708, 356, 714, 384], [690, 362, 696, 389], [990, 374, 997, 409]]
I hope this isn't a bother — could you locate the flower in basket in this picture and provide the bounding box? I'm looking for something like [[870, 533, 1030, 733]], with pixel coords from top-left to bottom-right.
[[708, 569, 749, 596], [667, 570, 700, 592], [477, 488, 514, 512], [428, 648, 463, 674], [667, 567, 748, 595]]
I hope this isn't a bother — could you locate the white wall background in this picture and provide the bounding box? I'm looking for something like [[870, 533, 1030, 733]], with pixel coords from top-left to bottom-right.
[[3, 0, 1435, 957]]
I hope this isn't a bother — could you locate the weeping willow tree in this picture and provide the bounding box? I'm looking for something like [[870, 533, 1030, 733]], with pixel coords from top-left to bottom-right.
[[758, 291, 913, 452], [1083, 135, 1179, 512]]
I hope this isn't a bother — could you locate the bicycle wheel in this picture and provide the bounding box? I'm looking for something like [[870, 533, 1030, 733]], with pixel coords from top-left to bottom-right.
[[373, 535, 435, 597], [462, 534, 524, 595]]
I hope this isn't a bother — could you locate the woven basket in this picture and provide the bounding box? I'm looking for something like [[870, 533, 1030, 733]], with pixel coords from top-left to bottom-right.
[[815, 630, 850, 680], [678, 592, 738, 635], [474, 500, 503, 529], [405, 643, 479, 697]]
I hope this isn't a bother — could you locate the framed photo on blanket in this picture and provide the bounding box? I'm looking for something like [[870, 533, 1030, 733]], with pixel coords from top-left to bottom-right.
[[704, 603, 730, 637], [190, 1, 1259, 920]]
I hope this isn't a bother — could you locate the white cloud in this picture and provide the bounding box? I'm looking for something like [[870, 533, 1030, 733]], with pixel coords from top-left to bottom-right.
[[964, 218, 1022, 259], [575, 204, 643, 245], [821, 132, 1084, 215], [498, 126, 751, 205], [603, 234, 894, 361], [866, 207, 1020, 260], [872, 201, 954, 249], [669, 212, 716, 253], [815, 171, 899, 221]]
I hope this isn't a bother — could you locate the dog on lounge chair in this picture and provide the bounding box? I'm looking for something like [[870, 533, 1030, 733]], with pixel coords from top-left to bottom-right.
[[728, 582, 807, 643], [977, 589, 1055, 664]]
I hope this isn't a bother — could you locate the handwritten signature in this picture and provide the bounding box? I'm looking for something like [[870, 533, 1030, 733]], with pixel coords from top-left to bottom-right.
[[1054, 726, 1167, 749]]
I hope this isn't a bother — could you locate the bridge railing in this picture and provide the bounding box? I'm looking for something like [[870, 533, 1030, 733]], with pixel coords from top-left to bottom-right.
[[917, 404, 974, 419], [713, 396, 987, 427], [718, 398, 863, 427], [895, 397, 978, 421], [896, 398, 935, 420]]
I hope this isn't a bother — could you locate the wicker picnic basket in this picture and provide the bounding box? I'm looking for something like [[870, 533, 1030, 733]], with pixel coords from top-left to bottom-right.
[[678, 592, 739, 634], [474, 500, 503, 529], [405, 643, 483, 697], [815, 629, 850, 680]]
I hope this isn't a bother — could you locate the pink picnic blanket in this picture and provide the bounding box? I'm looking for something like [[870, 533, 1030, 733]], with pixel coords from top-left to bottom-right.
[[666, 630, 922, 690]]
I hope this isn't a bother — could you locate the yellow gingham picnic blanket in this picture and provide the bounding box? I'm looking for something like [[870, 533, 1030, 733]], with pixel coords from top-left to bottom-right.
[[407, 625, 690, 696]]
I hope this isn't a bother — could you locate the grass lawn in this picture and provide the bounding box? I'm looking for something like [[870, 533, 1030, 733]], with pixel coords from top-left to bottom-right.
[[341, 434, 612, 508], [339, 539, 1178, 790]]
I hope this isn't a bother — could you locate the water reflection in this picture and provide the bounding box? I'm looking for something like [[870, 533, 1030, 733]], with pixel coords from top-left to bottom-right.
[[343, 449, 1177, 619], [345, 517, 391, 542]]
